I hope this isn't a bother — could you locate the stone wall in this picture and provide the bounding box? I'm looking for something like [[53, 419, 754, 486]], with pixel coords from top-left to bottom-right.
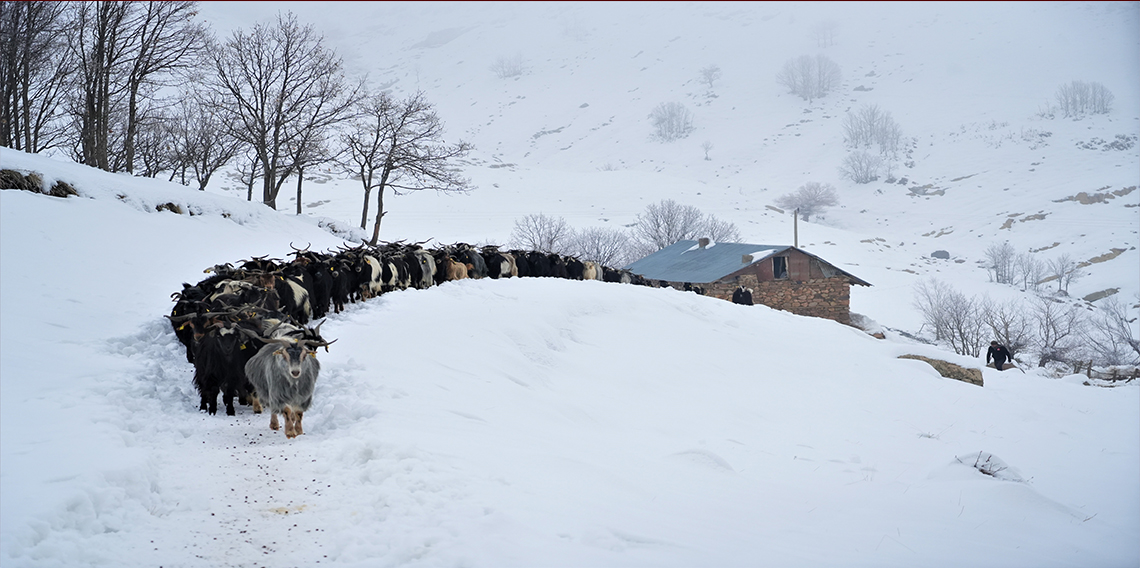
[[672, 275, 853, 324]]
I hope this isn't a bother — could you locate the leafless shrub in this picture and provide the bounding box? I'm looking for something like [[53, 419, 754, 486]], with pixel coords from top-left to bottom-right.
[[1031, 295, 1086, 367], [984, 241, 1018, 285], [702, 213, 742, 243], [630, 199, 740, 254], [510, 213, 574, 254], [649, 102, 694, 142], [490, 53, 525, 79], [811, 20, 838, 47], [699, 64, 722, 89], [774, 182, 838, 221], [1046, 253, 1083, 295], [776, 54, 841, 102], [1054, 80, 1114, 118], [980, 297, 1033, 359], [839, 150, 882, 184], [913, 278, 987, 356], [1016, 252, 1046, 292], [570, 226, 636, 267], [1083, 297, 1140, 366], [843, 103, 902, 158]]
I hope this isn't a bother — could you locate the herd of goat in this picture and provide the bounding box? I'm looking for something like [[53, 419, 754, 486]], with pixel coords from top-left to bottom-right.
[[167, 241, 655, 438]]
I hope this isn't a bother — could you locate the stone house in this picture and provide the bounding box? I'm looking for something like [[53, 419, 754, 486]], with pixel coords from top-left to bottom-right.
[[624, 239, 871, 324]]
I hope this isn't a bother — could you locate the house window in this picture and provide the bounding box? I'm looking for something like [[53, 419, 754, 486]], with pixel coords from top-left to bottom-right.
[[773, 256, 788, 279]]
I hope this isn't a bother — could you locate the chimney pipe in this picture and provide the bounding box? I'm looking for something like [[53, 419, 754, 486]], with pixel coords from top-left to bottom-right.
[[698, 237, 710, 249]]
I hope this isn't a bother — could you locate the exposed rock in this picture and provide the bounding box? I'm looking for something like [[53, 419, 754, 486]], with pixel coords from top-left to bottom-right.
[[899, 355, 983, 387], [931, 250, 950, 259], [1083, 288, 1119, 303]]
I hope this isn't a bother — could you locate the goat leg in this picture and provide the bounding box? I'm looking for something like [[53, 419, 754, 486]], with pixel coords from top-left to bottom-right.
[[283, 407, 297, 439], [294, 411, 304, 437], [269, 412, 279, 431], [223, 390, 236, 416]]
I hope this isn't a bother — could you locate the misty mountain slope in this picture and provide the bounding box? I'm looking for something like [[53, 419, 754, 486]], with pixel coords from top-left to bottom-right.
[[192, 2, 1139, 335]]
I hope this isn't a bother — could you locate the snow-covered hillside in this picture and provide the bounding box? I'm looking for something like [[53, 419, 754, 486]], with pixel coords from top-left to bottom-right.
[[2, 148, 1138, 566], [1, 1, 1138, 566], [188, 1, 1140, 333]]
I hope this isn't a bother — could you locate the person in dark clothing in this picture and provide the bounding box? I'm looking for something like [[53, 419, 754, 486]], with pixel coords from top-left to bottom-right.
[[986, 341, 1011, 371]]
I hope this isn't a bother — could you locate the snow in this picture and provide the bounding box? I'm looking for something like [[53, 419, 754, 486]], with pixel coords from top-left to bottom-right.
[[2, 2, 1139, 567]]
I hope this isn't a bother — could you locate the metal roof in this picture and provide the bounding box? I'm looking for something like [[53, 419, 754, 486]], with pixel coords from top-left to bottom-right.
[[624, 241, 790, 284], [623, 240, 871, 286]]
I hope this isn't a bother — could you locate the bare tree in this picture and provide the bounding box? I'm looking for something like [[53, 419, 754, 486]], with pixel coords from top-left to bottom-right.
[[338, 90, 472, 244], [649, 101, 693, 142], [980, 297, 1033, 359], [490, 53, 525, 79], [68, 1, 133, 170], [776, 54, 840, 102], [119, 1, 207, 174], [843, 103, 901, 158], [0, 0, 74, 153], [133, 111, 177, 178], [171, 91, 243, 190], [570, 226, 635, 267], [1083, 297, 1140, 365], [699, 64, 722, 89], [510, 213, 574, 254], [702, 214, 741, 243], [630, 198, 739, 255], [235, 146, 262, 201], [1046, 253, 1082, 295], [912, 278, 986, 356], [1016, 252, 1046, 292], [839, 150, 881, 184], [341, 91, 395, 229], [288, 127, 335, 215], [1054, 80, 1114, 118], [211, 12, 361, 210], [811, 20, 837, 47], [984, 241, 1018, 285], [632, 199, 708, 251], [700, 140, 713, 161], [1031, 296, 1085, 367], [774, 181, 838, 221], [913, 278, 951, 341]]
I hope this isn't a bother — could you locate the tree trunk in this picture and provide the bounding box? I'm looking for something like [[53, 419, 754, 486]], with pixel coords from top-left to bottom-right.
[[368, 167, 391, 245], [360, 186, 371, 230], [369, 190, 385, 246], [295, 167, 303, 215], [358, 165, 372, 229], [124, 86, 139, 173], [260, 157, 276, 209]]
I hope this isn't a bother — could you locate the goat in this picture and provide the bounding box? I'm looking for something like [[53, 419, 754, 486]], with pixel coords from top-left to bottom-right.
[[481, 246, 517, 279], [438, 254, 469, 282], [406, 246, 437, 290], [190, 317, 261, 416], [242, 324, 334, 438], [455, 243, 487, 278], [583, 261, 601, 281]]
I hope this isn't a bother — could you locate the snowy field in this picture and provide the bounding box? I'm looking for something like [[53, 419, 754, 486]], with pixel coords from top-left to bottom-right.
[[2, 2, 1139, 567]]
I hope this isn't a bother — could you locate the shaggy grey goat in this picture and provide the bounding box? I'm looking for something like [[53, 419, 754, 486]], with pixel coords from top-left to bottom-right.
[[242, 324, 333, 438]]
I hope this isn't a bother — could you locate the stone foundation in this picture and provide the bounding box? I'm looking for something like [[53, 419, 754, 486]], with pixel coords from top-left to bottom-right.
[[669, 276, 854, 325]]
